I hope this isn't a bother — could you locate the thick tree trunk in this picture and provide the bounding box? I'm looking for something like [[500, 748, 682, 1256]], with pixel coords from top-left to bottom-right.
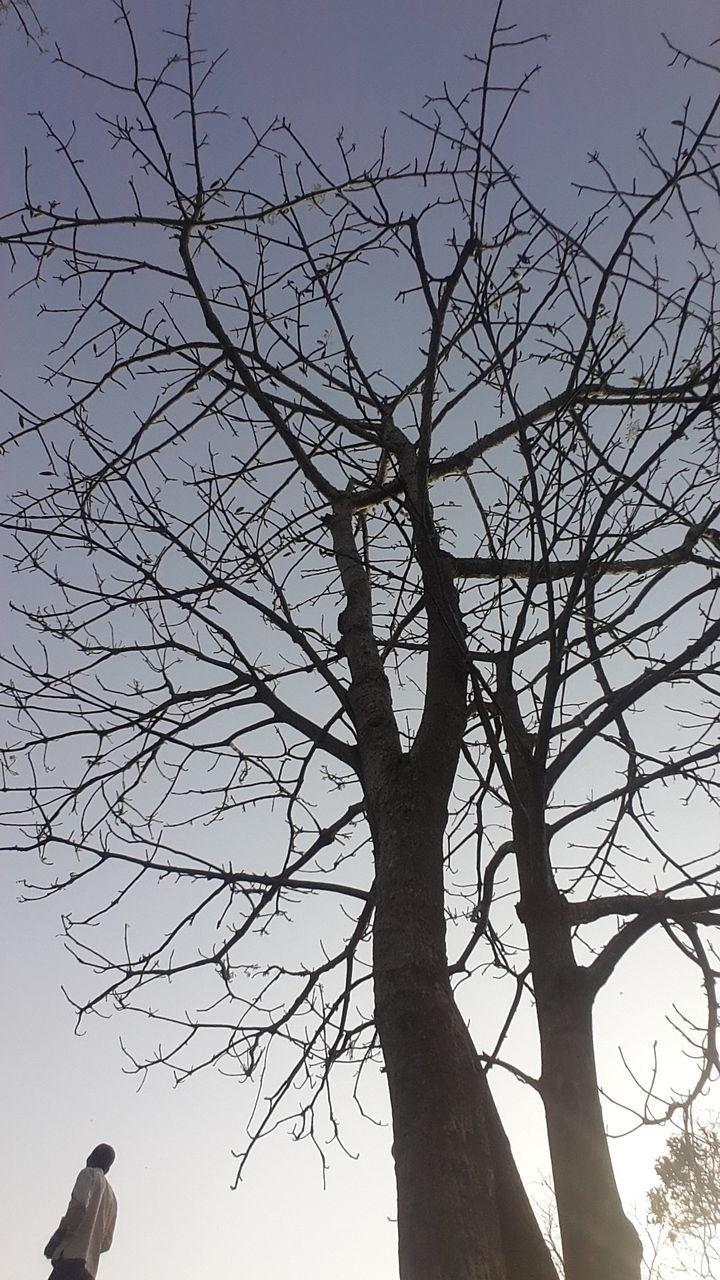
[[331, 483, 557, 1279], [376, 951, 507, 1280], [372, 772, 559, 1280], [372, 772, 505, 1280]]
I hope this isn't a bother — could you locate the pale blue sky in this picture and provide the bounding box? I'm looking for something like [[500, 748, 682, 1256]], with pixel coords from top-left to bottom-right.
[[2, 3, 720, 1278]]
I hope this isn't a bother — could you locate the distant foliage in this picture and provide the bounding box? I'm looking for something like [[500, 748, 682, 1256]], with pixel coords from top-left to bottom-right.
[[650, 1123, 720, 1243]]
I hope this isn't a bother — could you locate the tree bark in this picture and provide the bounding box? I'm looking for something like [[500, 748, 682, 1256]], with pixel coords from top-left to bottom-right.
[[536, 968, 642, 1280], [511, 782, 642, 1280], [495, 653, 642, 1280], [372, 773, 506, 1280], [332, 477, 557, 1280], [371, 768, 559, 1280], [481, 1079, 560, 1280]]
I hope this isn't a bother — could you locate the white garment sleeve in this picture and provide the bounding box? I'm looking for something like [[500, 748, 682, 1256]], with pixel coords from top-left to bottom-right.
[[101, 1195, 117, 1253], [61, 1168, 94, 1234], [70, 1169, 95, 1209]]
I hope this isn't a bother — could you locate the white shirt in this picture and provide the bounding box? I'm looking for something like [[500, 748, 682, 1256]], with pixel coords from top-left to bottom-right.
[[52, 1166, 117, 1278]]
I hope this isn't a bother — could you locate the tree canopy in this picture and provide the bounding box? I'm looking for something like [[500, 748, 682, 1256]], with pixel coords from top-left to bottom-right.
[[3, 4, 720, 1279]]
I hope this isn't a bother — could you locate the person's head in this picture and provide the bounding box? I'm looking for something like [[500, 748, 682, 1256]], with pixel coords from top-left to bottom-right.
[[87, 1144, 115, 1173]]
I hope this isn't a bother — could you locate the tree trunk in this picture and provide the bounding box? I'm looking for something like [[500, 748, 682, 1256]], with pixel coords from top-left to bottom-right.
[[481, 1077, 560, 1280], [331, 489, 557, 1279], [372, 769, 559, 1280], [376, 951, 507, 1280], [513, 803, 642, 1280], [496, 652, 642, 1280], [537, 969, 642, 1280]]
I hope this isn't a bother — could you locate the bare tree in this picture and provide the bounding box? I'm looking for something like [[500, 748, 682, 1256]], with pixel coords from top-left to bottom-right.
[[3, 4, 720, 1279]]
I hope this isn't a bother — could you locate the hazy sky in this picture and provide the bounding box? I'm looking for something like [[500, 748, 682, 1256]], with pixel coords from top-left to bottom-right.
[[2, 3, 720, 1279]]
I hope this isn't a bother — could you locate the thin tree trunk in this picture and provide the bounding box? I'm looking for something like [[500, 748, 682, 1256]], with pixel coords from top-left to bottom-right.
[[512, 801, 642, 1280], [497, 655, 642, 1280], [537, 971, 642, 1280]]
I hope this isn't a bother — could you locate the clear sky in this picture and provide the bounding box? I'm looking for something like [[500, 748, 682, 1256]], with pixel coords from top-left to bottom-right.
[[2, 2, 720, 1279]]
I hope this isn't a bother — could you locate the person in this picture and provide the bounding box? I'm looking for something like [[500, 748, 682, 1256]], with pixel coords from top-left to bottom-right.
[[44, 1144, 117, 1280]]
